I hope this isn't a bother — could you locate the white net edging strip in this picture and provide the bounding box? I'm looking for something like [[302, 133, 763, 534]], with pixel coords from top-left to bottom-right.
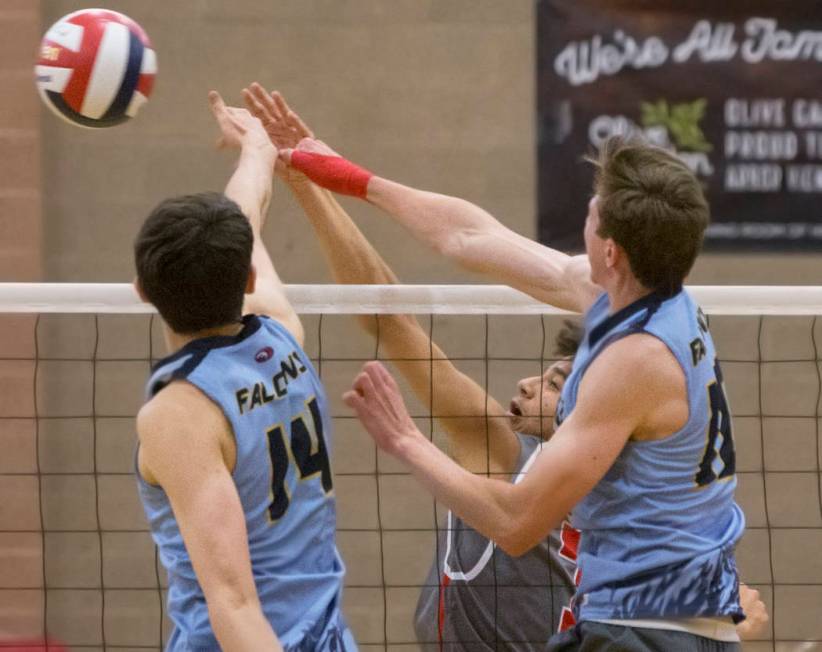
[[3, 283, 822, 315]]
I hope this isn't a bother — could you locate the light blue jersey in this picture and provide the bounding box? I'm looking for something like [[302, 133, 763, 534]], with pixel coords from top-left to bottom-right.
[[555, 290, 745, 623], [137, 315, 355, 651]]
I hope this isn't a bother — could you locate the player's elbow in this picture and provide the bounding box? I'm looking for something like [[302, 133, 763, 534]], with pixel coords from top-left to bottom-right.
[[496, 525, 540, 558], [207, 581, 262, 629], [492, 510, 534, 557], [204, 568, 260, 613], [435, 225, 486, 270], [425, 197, 486, 261], [495, 506, 562, 557], [430, 226, 464, 259], [496, 536, 530, 558]]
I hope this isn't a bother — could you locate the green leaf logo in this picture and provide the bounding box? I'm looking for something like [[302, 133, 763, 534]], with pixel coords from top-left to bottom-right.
[[640, 98, 712, 153]]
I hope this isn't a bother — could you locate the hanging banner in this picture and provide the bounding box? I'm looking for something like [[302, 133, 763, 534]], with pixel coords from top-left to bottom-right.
[[537, 0, 822, 250]]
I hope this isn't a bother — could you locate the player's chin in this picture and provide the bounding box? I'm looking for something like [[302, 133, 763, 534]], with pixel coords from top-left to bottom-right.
[[511, 415, 556, 439], [508, 413, 537, 436]]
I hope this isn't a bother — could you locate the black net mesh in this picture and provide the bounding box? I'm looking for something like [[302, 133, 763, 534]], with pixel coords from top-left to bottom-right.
[[0, 309, 818, 650]]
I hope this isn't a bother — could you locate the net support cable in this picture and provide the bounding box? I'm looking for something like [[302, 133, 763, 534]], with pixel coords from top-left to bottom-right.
[[4, 283, 822, 315]]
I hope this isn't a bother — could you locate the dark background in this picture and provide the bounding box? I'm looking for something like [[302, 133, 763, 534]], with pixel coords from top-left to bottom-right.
[[537, 0, 822, 251]]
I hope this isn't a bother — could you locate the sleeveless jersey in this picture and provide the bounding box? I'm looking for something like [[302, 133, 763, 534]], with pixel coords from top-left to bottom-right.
[[137, 315, 354, 651], [555, 290, 745, 624], [414, 434, 577, 650]]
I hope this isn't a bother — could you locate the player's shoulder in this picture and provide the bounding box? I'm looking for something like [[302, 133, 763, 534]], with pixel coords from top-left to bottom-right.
[[603, 332, 674, 365], [136, 381, 234, 486], [589, 333, 682, 391], [137, 381, 224, 443], [577, 333, 685, 428]]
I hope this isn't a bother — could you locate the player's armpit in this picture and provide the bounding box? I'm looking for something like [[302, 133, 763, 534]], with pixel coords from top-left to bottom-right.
[[137, 385, 282, 651]]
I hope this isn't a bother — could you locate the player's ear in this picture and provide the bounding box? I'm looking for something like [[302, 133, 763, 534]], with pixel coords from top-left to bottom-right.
[[133, 277, 149, 303], [604, 238, 618, 269], [245, 264, 257, 295]]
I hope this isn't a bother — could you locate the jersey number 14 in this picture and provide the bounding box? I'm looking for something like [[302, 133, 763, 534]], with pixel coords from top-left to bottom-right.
[[265, 397, 333, 521]]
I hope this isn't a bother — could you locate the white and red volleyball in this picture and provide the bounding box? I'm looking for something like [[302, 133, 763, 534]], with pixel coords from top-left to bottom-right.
[[35, 9, 157, 128]]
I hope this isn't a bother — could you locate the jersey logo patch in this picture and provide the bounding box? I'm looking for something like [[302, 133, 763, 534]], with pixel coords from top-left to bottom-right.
[[255, 346, 274, 363]]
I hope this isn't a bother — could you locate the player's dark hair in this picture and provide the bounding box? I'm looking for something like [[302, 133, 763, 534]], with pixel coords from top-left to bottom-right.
[[554, 320, 583, 358], [134, 192, 253, 334], [588, 136, 709, 297]]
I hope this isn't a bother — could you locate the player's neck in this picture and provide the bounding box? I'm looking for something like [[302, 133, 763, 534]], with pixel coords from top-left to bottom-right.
[[606, 276, 655, 314], [163, 321, 245, 355]]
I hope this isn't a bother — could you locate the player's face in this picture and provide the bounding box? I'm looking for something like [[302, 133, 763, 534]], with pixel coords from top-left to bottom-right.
[[584, 196, 607, 285], [507, 359, 572, 437]]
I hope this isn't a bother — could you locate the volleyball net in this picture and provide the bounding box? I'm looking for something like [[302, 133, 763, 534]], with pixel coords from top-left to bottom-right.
[[0, 283, 820, 651]]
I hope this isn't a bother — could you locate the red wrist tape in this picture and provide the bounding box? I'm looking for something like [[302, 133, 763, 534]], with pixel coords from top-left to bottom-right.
[[290, 151, 373, 199]]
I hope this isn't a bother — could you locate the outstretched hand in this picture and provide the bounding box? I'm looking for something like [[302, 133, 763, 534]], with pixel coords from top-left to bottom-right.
[[242, 83, 315, 182], [243, 85, 371, 196], [208, 90, 275, 157], [243, 83, 313, 148], [343, 361, 423, 458]]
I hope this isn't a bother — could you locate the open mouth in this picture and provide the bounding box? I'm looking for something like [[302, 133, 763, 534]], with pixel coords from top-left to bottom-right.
[[509, 400, 522, 417]]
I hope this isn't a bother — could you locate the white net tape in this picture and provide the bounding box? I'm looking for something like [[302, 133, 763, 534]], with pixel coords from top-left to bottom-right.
[[2, 283, 822, 315]]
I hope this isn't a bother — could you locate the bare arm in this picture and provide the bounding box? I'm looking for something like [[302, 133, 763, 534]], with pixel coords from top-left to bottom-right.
[[344, 335, 670, 555], [280, 138, 600, 314], [368, 178, 597, 313], [243, 84, 520, 473], [293, 183, 521, 473], [208, 91, 303, 344], [138, 384, 282, 651]]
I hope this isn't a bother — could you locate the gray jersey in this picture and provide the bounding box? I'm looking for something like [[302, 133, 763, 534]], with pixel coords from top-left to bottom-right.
[[414, 434, 577, 651]]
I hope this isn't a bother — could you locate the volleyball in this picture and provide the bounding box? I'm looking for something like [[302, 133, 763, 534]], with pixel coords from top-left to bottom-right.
[[34, 9, 157, 128]]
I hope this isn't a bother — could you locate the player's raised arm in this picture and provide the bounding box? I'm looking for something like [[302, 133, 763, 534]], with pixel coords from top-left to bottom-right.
[[208, 91, 304, 344], [278, 137, 598, 314], [344, 334, 667, 556], [137, 386, 283, 652], [299, 187, 521, 473], [244, 84, 520, 473]]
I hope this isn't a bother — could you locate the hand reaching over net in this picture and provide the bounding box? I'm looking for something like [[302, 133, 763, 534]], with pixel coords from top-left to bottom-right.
[[242, 82, 314, 184]]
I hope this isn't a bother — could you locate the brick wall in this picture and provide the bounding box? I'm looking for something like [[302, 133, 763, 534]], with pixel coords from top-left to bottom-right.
[[0, 0, 43, 643], [0, 0, 41, 280]]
